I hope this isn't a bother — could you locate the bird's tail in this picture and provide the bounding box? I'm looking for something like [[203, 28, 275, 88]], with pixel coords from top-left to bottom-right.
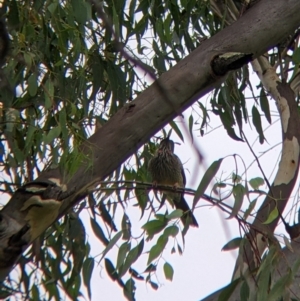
[[176, 196, 198, 227]]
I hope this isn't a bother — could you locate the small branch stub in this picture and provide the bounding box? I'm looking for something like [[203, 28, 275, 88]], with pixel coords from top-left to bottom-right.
[[211, 52, 253, 76]]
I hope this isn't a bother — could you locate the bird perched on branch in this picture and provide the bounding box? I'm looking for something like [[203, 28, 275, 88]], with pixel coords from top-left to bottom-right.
[[148, 135, 198, 227]]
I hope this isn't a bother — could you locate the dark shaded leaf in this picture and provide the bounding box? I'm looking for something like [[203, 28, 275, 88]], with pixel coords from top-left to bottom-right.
[[193, 159, 223, 209], [188, 114, 194, 142], [129, 268, 144, 280], [119, 239, 144, 277], [142, 219, 167, 238], [259, 89, 271, 124], [90, 218, 109, 246], [83, 257, 94, 300], [105, 258, 119, 282], [123, 278, 136, 301], [117, 242, 131, 270], [100, 231, 122, 261], [218, 279, 240, 301], [243, 198, 257, 220], [252, 105, 265, 144], [222, 237, 242, 251], [169, 120, 184, 142], [99, 201, 117, 232], [122, 213, 131, 240], [228, 184, 246, 218], [147, 235, 168, 264]]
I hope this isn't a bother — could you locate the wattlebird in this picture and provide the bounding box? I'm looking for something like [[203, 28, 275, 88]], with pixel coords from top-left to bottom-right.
[[148, 136, 198, 227]]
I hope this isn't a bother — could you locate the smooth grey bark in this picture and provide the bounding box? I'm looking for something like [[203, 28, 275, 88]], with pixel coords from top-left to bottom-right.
[[0, 0, 299, 285]]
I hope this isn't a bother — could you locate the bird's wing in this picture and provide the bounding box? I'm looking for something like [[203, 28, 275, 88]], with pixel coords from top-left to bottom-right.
[[174, 154, 186, 187]]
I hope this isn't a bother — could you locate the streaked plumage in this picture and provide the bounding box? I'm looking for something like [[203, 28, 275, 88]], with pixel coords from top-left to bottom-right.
[[148, 137, 198, 227]]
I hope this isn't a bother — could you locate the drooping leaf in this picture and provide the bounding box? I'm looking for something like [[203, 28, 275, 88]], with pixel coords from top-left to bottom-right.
[[243, 198, 258, 220], [123, 278, 136, 301], [252, 105, 265, 144], [193, 159, 223, 209], [163, 225, 179, 238], [142, 219, 168, 238], [188, 114, 194, 142], [163, 262, 174, 281], [90, 218, 109, 246], [222, 237, 242, 251], [119, 239, 144, 277], [259, 89, 271, 124], [218, 278, 240, 301], [105, 258, 119, 282], [117, 242, 131, 270], [147, 235, 168, 265], [169, 120, 184, 142], [263, 207, 279, 224], [228, 184, 246, 219], [166, 209, 183, 220], [83, 257, 94, 300], [100, 231, 123, 261]]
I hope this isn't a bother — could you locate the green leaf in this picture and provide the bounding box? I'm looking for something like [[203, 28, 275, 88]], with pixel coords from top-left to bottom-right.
[[44, 126, 61, 144], [222, 237, 242, 251], [232, 173, 242, 183], [163, 262, 174, 281], [243, 198, 257, 220], [123, 278, 136, 301], [147, 235, 168, 265], [188, 114, 194, 142], [100, 231, 122, 261], [142, 219, 167, 237], [24, 125, 37, 153], [228, 184, 245, 218], [263, 207, 278, 224], [121, 213, 131, 240], [166, 209, 183, 220], [292, 47, 300, 64], [24, 52, 32, 69], [47, 2, 58, 14], [163, 225, 179, 238], [193, 159, 223, 209], [71, 0, 91, 24], [117, 242, 131, 269], [105, 258, 119, 282], [31, 284, 40, 301], [169, 120, 184, 142], [83, 257, 94, 300], [218, 278, 240, 301], [44, 79, 54, 109], [90, 218, 109, 245], [119, 239, 144, 277], [129, 268, 144, 281], [259, 89, 271, 124], [249, 177, 265, 189], [240, 280, 250, 301], [252, 105, 265, 144], [268, 273, 292, 301], [28, 74, 38, 96]]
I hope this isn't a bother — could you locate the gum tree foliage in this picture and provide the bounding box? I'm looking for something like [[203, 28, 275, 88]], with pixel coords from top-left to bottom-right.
[[0, 0, 299, 300]]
